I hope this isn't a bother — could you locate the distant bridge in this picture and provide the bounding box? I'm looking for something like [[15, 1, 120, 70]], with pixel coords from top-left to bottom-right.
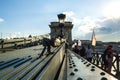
[[0, 34, 49, 52]]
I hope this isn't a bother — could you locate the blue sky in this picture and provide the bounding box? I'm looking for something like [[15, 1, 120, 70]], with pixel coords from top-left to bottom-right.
[[0, 0, 120, 42]]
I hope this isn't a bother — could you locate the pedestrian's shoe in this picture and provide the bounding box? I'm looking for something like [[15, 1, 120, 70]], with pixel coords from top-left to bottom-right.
[[46, 52, 53, 56], [39, 55, 43, 58], [46, 54, 49, 56], [49, 52, 54, 54]]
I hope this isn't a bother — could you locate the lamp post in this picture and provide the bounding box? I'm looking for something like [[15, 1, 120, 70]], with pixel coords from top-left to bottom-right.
[[1, 32, 2, 39], [57, 13, 66, 38]]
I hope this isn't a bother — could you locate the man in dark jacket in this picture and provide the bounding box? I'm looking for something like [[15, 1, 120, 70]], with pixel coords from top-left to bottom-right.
[[102, 45, 113, 73], [39, 37, 61, 58], [39, 38, 53, 58]]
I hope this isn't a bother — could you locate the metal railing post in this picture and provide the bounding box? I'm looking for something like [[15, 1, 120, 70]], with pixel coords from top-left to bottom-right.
[[116, 53, 120, 79], [96, 52, 99, 65], [1, 40, 4, 49]]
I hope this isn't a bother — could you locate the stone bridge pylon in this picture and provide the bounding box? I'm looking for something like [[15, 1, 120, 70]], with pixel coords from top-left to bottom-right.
[[49, 13, 73, 44]]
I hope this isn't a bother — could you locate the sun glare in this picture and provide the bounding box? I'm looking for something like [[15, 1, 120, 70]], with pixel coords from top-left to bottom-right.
[[103, 2, 120, 19]]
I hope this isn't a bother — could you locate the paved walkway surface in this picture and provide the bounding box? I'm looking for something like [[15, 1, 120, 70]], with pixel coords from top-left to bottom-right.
[[0, 45, 43, 61]]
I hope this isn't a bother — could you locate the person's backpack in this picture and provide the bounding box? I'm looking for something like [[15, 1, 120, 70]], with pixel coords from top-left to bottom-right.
[[51, 38, 61, 47]]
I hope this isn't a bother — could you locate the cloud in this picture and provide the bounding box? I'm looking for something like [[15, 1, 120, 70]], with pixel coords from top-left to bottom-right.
[[63, 11, 81, 24], [63, 11, 97, 39], [102, 1, 120, 19], [96, 18, 120, 34], [63, 11, 120, 41], [0, 18, 4, 23], [94, 17, 120, 41], [2, 32, 21, 39]]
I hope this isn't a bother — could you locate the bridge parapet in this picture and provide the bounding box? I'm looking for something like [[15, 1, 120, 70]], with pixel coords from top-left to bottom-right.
[[37, 43, 65, 80], [0, 35, 46, 52]]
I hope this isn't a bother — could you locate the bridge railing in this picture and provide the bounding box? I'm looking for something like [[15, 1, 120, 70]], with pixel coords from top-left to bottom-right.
[[91, 52, 120, 79], [66, 50, 118, 80], [37, 43, 66, 80], [0, 38, 41, 52]]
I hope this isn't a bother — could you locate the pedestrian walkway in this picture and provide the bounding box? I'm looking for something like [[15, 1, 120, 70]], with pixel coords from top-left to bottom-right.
[[0, 45, 43, 61]]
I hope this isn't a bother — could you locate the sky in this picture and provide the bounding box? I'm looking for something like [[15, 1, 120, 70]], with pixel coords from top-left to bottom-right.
[[0, 0, 120, 42]]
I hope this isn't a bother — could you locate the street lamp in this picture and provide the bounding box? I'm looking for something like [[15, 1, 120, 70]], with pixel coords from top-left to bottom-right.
[[57, 13, 66, 38]]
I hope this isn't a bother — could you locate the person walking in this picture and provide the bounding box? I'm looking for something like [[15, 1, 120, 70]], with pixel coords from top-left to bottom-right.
[[86, 45, 93, 62], [102, 45, 113, 73], [39, 37, 62, 58], [39, 37, 53, 58], [79, 46, 87, 59]]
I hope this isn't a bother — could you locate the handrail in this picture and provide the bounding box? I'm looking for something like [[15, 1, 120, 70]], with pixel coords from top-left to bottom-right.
[[0, 38, 41, 51], [67, 50, 118, 80], [35, 43, 65, 80], [91, 52, 120, 79]]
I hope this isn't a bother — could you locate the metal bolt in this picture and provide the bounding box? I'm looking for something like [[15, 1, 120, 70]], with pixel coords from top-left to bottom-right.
[[100, 72, 105, 76], [69, 63, 72, 65], [70, 72, 75, 76], [91, 66, 95, 68], [72, 62, 75, 64], [74, 68, 78, 72], [81, 60, 84, 62], [73, 64, 76, 67], [86, 64, 91, 67], [101, 77, 107, 80], [91, 68, 95, 71], [84, 62, 87, 64], [77, 77, 83, 80], [69, 66, 73, 68]]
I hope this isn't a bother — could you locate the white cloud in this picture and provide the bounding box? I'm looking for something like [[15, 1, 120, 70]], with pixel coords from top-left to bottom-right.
[[63, 11, 120, 41], [0, 18, 4, 23], [2, 32, 21, 39], [63, 11, 98, 39], [96, 31, 120, 42], [63, 11, 81, 25], [102, 1, 120, 19]]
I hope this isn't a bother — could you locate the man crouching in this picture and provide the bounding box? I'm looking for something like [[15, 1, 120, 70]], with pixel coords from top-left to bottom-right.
[[39, 37, 62, 58]]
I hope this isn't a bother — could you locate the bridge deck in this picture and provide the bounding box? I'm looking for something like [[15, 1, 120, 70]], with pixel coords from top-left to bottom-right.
[[67, 50, 118, 80], [0, 44, 64, 80], [0, 45, 43, 61]]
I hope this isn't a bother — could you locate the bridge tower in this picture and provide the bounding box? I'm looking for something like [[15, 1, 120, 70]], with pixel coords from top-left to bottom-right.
[[49, 14, 73, 44]]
